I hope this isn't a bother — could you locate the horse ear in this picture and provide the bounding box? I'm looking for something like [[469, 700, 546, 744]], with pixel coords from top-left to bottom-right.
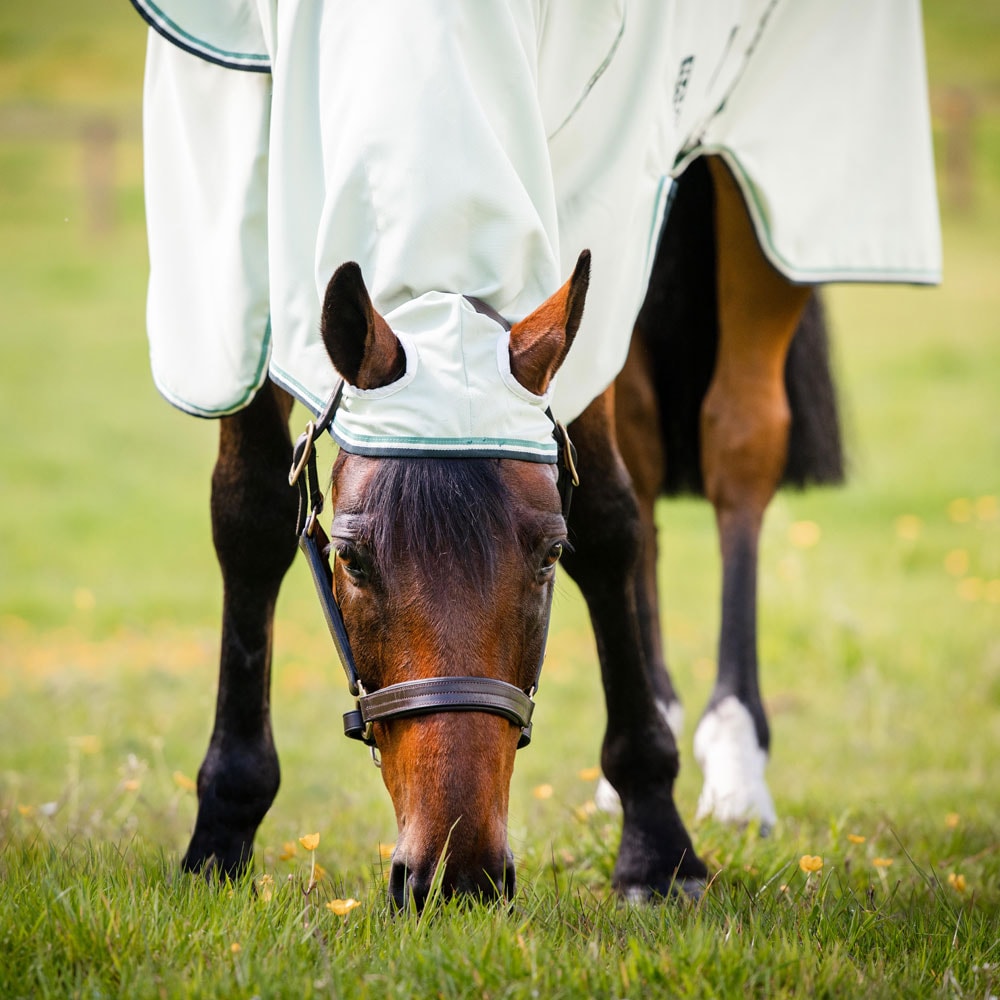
[[508, 250, 590, 396], [321, 262, 406, 390]]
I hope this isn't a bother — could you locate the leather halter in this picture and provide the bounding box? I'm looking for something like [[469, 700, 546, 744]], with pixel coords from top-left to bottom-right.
[[288, 310, 579, 755]]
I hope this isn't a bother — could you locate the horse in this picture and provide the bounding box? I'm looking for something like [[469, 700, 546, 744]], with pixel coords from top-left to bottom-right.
[[179, 150, 843, 907], [133, 0, 936, 909]]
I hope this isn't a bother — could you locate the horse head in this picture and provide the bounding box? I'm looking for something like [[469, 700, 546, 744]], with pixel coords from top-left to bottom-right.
[[319, 253, 589, 908]]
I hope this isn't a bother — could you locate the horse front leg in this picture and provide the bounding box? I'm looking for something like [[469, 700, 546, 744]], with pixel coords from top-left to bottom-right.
[[590, 330, 684, 815], [692, 157, 812, 831], [614, 331, 684, 737], [182, 382, 299, 877], [564, 390, 706, 898]]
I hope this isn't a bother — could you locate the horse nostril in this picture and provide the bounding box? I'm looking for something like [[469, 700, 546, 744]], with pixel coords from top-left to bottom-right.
[[388, 858, 434, 912], [387, 853, 515, 911], [388, 858, 417, 911]]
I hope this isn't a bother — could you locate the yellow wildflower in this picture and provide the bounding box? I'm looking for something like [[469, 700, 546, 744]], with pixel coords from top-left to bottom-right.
[[577, 767, 601, 781], [378, 843, 396, 859], [230, 942, 242, 954], [256, 874, 274, 902], [895, 515, 922, 541], [947, 872, 967, 893], [847, 834, 866, 844], [173, 771, 197, 792], [872, 857, 894, 868], [279, 841, 298, 861], [799, 855, 823, 873], [945, 812, 961, 829], [122, 779, 141, 792], [326, 898, 361, 916], [789, 521, 821, 549], [533, 784, 554, 800], [299, 833, 320, 851], [976, 495, 998, 521]]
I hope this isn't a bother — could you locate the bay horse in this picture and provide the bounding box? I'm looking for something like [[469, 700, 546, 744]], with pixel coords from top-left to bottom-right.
[[182, 151, 842, 907]]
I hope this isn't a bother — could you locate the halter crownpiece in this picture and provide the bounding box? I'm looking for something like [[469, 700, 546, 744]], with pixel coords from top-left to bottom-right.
[[289, 293, 578, 757]]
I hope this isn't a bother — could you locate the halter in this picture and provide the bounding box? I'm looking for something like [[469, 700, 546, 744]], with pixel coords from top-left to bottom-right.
[[288, 304, 579, 757]]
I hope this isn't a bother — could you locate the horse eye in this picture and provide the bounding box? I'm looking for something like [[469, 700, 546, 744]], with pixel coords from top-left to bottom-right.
[[542, 541, 564, 569], [335, 542, 369, 582]]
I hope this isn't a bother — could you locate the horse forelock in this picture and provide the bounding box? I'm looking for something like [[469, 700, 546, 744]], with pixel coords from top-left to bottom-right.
[[363, 458, 517, 598]]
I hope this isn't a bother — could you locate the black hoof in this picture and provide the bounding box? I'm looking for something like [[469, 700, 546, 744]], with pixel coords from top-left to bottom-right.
[[181, 810, 260, 880], [617, 873, 707, 904], [181, 837, 254, 881]]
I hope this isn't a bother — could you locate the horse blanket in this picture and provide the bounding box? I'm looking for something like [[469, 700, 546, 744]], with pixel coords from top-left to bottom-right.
[[134, 0, 941, 448]]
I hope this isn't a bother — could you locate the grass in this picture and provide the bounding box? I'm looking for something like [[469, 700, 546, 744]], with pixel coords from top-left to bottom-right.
[[2, 818, 997, 998], [1, 2, 999, 997]]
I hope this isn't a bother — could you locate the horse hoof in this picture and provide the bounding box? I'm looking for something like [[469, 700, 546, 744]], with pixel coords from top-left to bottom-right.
[[693, 695, 777, 829], [619, 876, 706, 904], [182, 829, 256, 881], [673, 877, 706, 902]]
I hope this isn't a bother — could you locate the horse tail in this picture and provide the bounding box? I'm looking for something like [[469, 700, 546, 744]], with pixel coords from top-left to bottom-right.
[[781, 292, 845, 489], [634, 156, 845, 498]]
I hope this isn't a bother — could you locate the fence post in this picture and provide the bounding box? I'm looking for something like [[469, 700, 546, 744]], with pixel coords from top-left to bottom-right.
[[938, 88, 976, 213], [82, 117, 118, 234]]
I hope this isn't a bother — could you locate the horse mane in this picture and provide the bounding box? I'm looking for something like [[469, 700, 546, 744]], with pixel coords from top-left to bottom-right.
[[363, 458, 516, 596]]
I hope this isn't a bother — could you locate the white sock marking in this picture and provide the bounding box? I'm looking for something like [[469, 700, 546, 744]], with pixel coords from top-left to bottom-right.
[[693, 695, 776, 831]]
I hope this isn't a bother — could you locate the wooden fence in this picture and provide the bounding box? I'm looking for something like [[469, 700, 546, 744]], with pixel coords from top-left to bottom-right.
[[0, 88, 994, 236]]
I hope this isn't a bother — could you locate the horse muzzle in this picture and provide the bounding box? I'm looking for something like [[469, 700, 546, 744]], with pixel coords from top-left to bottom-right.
[[388, 845, 516, 911]]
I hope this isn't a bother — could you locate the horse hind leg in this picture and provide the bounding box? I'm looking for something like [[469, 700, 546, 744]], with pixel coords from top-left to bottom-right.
[[692, 156, 812, 831], [182, 381, 299, 877]]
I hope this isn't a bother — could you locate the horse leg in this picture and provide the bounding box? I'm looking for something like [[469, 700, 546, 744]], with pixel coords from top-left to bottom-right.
[[615, 332, 684, 732], [590, 331, 684, 814], [692, 156, 812, 830], [564, 389, 706, 897], [182, 382, 299, 877]]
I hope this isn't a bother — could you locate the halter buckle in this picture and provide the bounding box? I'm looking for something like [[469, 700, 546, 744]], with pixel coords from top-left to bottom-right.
[[554, 419, 579, 488], [288, 420, 316, 486]]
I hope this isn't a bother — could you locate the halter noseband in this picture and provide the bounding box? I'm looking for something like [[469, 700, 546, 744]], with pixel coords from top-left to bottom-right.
[[288, 322, 578, 756]]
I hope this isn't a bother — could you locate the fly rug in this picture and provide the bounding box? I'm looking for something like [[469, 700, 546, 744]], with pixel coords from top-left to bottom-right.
[[132, 0, 940, 904]]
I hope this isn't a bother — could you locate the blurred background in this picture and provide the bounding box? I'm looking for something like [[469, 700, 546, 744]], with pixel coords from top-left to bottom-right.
[[0, 2, 997, 868]]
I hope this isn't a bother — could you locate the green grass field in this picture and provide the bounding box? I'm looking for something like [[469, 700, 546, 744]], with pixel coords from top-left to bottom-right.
[[1, 2, 998, 997]]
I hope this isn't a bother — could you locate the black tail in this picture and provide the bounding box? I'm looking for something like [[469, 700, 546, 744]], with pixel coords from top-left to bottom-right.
[[634, 157, 845, 498]]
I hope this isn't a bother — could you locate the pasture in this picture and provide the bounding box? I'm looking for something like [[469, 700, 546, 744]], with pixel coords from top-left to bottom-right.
[[1, 1, 998, 996]]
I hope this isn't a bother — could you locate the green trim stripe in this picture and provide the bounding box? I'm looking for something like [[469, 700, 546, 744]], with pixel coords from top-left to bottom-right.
[[333, 426, 558, 453], [671, 146, 941, 284], [132, 0, 270, 71], [268, 364, 327, 416], [153, 318, 272, 419]]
